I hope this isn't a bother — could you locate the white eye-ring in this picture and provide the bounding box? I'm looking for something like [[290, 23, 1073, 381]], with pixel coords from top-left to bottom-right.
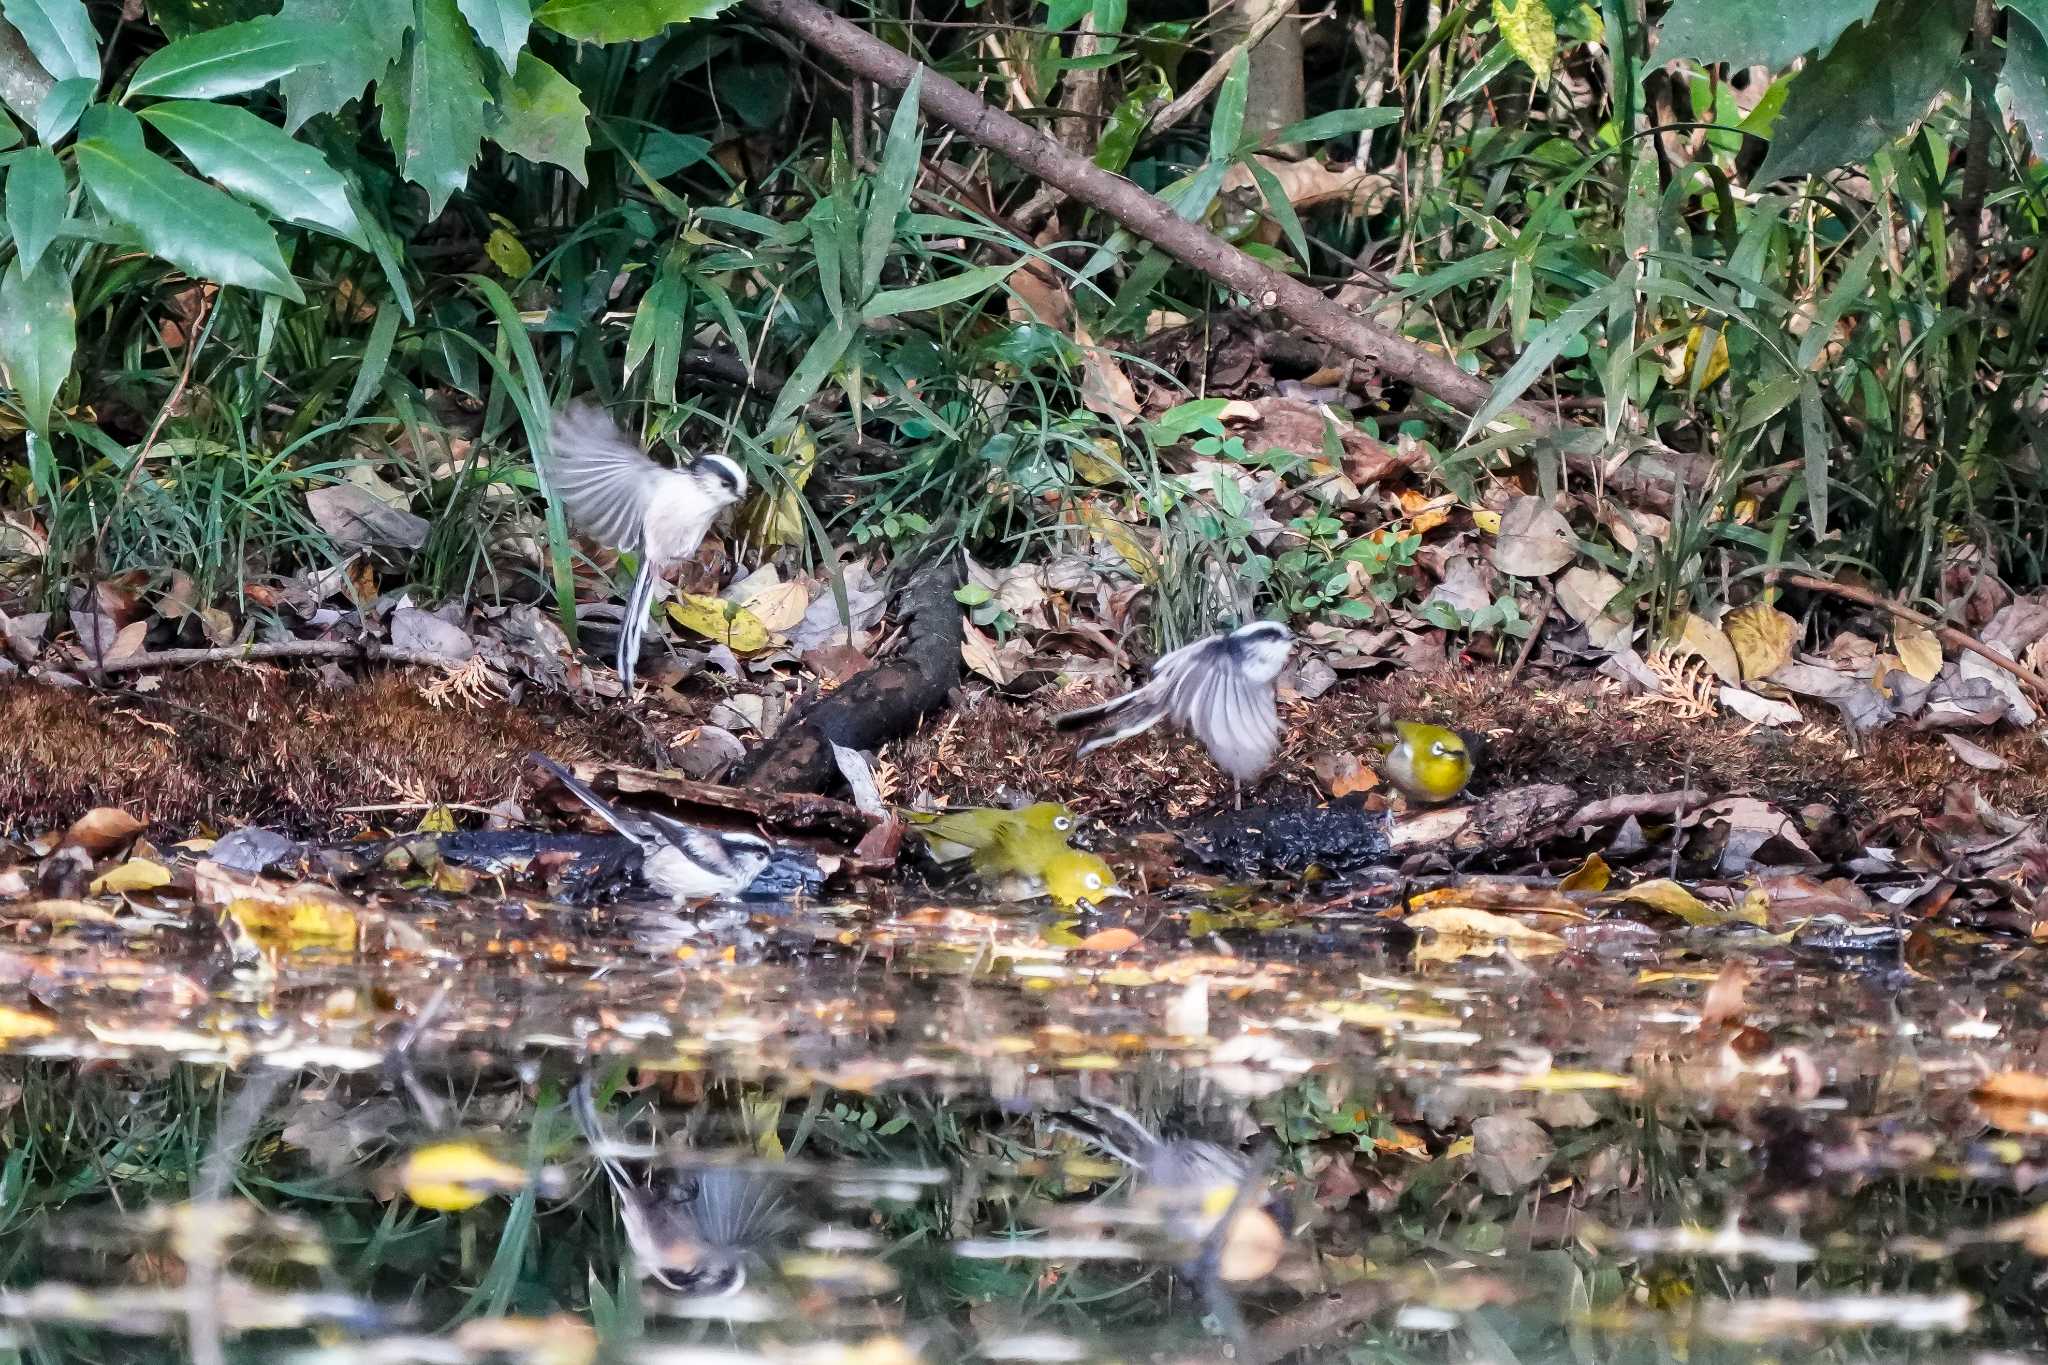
[[1084, 872, 1104, 890], [1431, 740, 1453, 757], [1054, 815, 1074, 832]]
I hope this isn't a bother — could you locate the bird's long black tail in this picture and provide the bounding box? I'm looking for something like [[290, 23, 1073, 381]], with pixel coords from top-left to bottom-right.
[[1052, 689, 1138, 732], [529, 754, 638, 842]]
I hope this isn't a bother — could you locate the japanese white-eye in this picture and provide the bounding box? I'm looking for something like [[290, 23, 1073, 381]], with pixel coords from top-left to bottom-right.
[[903, 802, 1076, 864], [1377, 722, 1476, 804], [974, 827, 1125, 908]]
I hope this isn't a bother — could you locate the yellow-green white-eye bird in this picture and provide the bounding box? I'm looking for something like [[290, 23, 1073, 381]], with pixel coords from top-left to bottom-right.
[[903, 802, 1076, 865], [971, 826, 1125, 908], [540, 399, 749, 691], [1376, 721, 1477, 804]]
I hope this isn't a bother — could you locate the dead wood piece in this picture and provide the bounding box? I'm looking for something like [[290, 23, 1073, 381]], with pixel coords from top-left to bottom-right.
[[1779, 571, 2048, 704], [733, 557, 965, 795], [1383, 783, 1581, 857], [89, 639, 469, 674], [1246, 1279, 1391, 1365]]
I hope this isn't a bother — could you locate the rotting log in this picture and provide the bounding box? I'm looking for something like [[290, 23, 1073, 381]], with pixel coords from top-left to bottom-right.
[[734, 556, 965, 794]]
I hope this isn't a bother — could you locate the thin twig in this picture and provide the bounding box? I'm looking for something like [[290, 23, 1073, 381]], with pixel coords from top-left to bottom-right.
[[1778, 570, 2048, 704], [1506, 579, 1555, 684], [86, 639, 475, 675], [1147, 0, 1296, 139], [120, 291, 219, 499]]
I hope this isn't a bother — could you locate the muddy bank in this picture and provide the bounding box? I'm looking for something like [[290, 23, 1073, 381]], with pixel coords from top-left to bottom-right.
[[1, 662, 2040, 838]]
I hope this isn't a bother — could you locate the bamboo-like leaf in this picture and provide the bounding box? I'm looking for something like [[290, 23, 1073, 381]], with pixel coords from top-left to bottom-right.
[[1208, 53, 1247, 163], [863, 261, 1019, 321], [765, 316, 855, 435], [862, 68, 924, 298]]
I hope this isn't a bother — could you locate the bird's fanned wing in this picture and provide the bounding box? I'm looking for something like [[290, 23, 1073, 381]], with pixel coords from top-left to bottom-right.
[[1166, 642, 1278, 782], [532, 754, 653, 846], [543, 400, 669, 550]]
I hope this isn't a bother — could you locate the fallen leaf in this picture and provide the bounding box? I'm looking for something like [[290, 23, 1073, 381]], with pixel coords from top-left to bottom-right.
[[306, 483, 429, 551], [667, 594, 775, 653], [1406, 906, 1566, 961], [1977, 1071, 2048, 1135], [1670, 613, 1742, 684], [1074, 321, 1139, 426], [1893, 620, 1944, 682], [63, 808, 144, 856], [1723, 602, 1798, 680], [1596, 878, 1764, 928], [1489, 496, 1576, 577], [1941, 732, 2008, 771], [0, 1005, 56, 1042], [1075, 926, 1140, 953], [1472, 1115, 1553, 1194], [400, 1140, 528, 1211], [223, 896, 359, 956], [1719, 686, 1802, 727], [90, 858, 172, 895], [1558, 852, 1609, 893]]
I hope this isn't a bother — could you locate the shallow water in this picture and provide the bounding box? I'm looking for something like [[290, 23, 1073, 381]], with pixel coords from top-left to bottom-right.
[[0, 867, 2043, 1365]]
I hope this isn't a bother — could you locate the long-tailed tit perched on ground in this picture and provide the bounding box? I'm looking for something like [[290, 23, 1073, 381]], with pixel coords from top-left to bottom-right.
[[541, 399, 749, 690], [572, 1079, 791, 1298], [530, 754, 771, 903], [1056, 621, 1293, 806]]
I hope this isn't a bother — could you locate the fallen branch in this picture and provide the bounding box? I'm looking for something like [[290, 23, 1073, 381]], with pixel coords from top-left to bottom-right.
[[85, 639, 471, 675], [742, 0, 1536, 427], [1778, 571, 2048, 704], [1245, 1279, 1389, 1365]]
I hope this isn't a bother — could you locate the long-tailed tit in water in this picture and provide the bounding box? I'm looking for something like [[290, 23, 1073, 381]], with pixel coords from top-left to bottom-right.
[[530, 754, 771, 903], [1056, 621, 1293, 807], [541, 399, 748, 690]]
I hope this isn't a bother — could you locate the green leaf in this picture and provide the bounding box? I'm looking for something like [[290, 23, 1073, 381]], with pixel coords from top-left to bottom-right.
[[1753, 0, 1969, 184], [349, 180, 415, 321], [0, 111, 18, 151], [1657, 0, 1876, 70], [863, 261, 1019, 320], [1459, 277, 1629, 440], [138, 101, 364, 245], [1268, 105, 1401, 147], [532, 0, 735, 43], [765, 316, 854, 434], [486, 51, 588, 181], [6, 145, 65, 273], [0, 255, 73, 436], [126, 16, 323, 99], [277, 0, 412, 131], [2004, 5, 2048, 148], [1798, 376, 1828, 540], [379, 0, 487, 216], [1095, 80, 1164, 173], [29, 77, 91, 143], [455, 0, 528, 71], [1044, 0, 1088, 30], [76, 113, 302, 300], [1492, 0, 1555, 81], [863, 69, 923, 297], [343, 301, 400, 419], [1243, 157, 1308, 268], [1208, 52, 1247, 163], [1, 0, 99, 83]]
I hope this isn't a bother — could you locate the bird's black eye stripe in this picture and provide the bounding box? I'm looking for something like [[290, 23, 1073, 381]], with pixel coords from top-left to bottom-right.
[[702, 458, 743, 493]]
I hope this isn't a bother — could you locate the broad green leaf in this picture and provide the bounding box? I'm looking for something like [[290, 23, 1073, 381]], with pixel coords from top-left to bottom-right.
[[2004, 5, 2048, 148], [1657, 0, 1876, 70], [138, 101, 364, 245], [126, 16, 323, 99], [30, 77, 91, 143], [1, 0, 98, 83], [455, 0, 528, 71], [1753, 0, 1969, 184], [6, 145, 64, 272], [1091, 0, 1124, 37], [379, 0, 487, 216], [277, 0, 412, 131], [76, 116, 301, 300], [486, 51, 588, 181], [1267, 105, 1401, 147], [1208, 53, 1247, 163], [863, 69, 923, 296], [0, 111, 17, 151], [765, 316, 854, 434], [1095, 80, 1165, 173], [0, 255, 73, 436], [863, 261, 1019, 321], [1492, 0, 1555, 82], [533, 0, 736, 43], [1044, 0, 1088, 31]]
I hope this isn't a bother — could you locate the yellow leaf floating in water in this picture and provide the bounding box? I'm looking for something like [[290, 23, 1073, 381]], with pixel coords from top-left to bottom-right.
[[1405, 906, 1566, 962], [90, 857, 172, 895], [1723, 602, 1799, 680], [223, 896, 359, 956], [1595, 878, 1766, 928], [400, 1140, 529, 1211], [0, 1005, 57, 1042], [667, 594, 775, 653]]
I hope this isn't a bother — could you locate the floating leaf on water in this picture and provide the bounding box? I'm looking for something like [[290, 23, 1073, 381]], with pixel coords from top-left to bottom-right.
[[400, 1139, 528, 1211], [1405, 906, 1566, 962], [1596, 878, 1764, 928], [0, 1004, 57, 1042], [223, 895, 359, 955], [89, 856, 172, 895], [1558, 852, 1609, 893]]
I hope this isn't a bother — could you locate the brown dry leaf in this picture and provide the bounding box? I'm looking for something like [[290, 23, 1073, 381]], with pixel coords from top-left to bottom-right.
[[1312, 751, 1377, 798], [1699, 960, 1750, 1028], [1723, 602, 1798, 680], [1490, 496, 1576, 577], [1075, 926, 1140, 953], [1670, 613, 1742, 684], [63, 808, 144, 856], [1216, 1206, 1285, 1282], [1219, 155, 1393, 222], [1397, 488, 1455, 536], [959, 620, 1020, 687], [1894, 620, 1944, 682], [1471, 1115, 1553, 1194], [1976, 1071, 2048, 1135], [1072, 321, 1140, 426], [1941, 732, 2008, 771], [1007, 261, 1075, 333], [89, 857, 173, 895]]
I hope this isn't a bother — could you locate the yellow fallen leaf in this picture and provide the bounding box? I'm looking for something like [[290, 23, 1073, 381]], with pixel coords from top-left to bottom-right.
[[1072, 438, 1128, 486], [1558, 852, 1610, 893], [415, 805, 457, 834], [735, 421, 817, 549], [90, 858, 172, 895], [733, 579, 811, 632], [223, 896, 359, 955], [400, 1140, 528, 1211], [1595, 878, 1764, 928], [0, 1005, 57, 1042], [1893, 620, 1944, 682], [667, 594, 775, 653], [1320, 1000, 1460, 1030], [1074, 502, 1156, 580], [1722, 602, 1798, 681], [1443, 1136, 1475, 1160], [1669, 612, 1742, 684], [1469, 507, 1502, 534], [1406, 906, 1566, 962]]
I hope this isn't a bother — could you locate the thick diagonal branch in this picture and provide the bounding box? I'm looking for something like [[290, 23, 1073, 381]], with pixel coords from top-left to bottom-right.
[[742, 0, 1543, 426]]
